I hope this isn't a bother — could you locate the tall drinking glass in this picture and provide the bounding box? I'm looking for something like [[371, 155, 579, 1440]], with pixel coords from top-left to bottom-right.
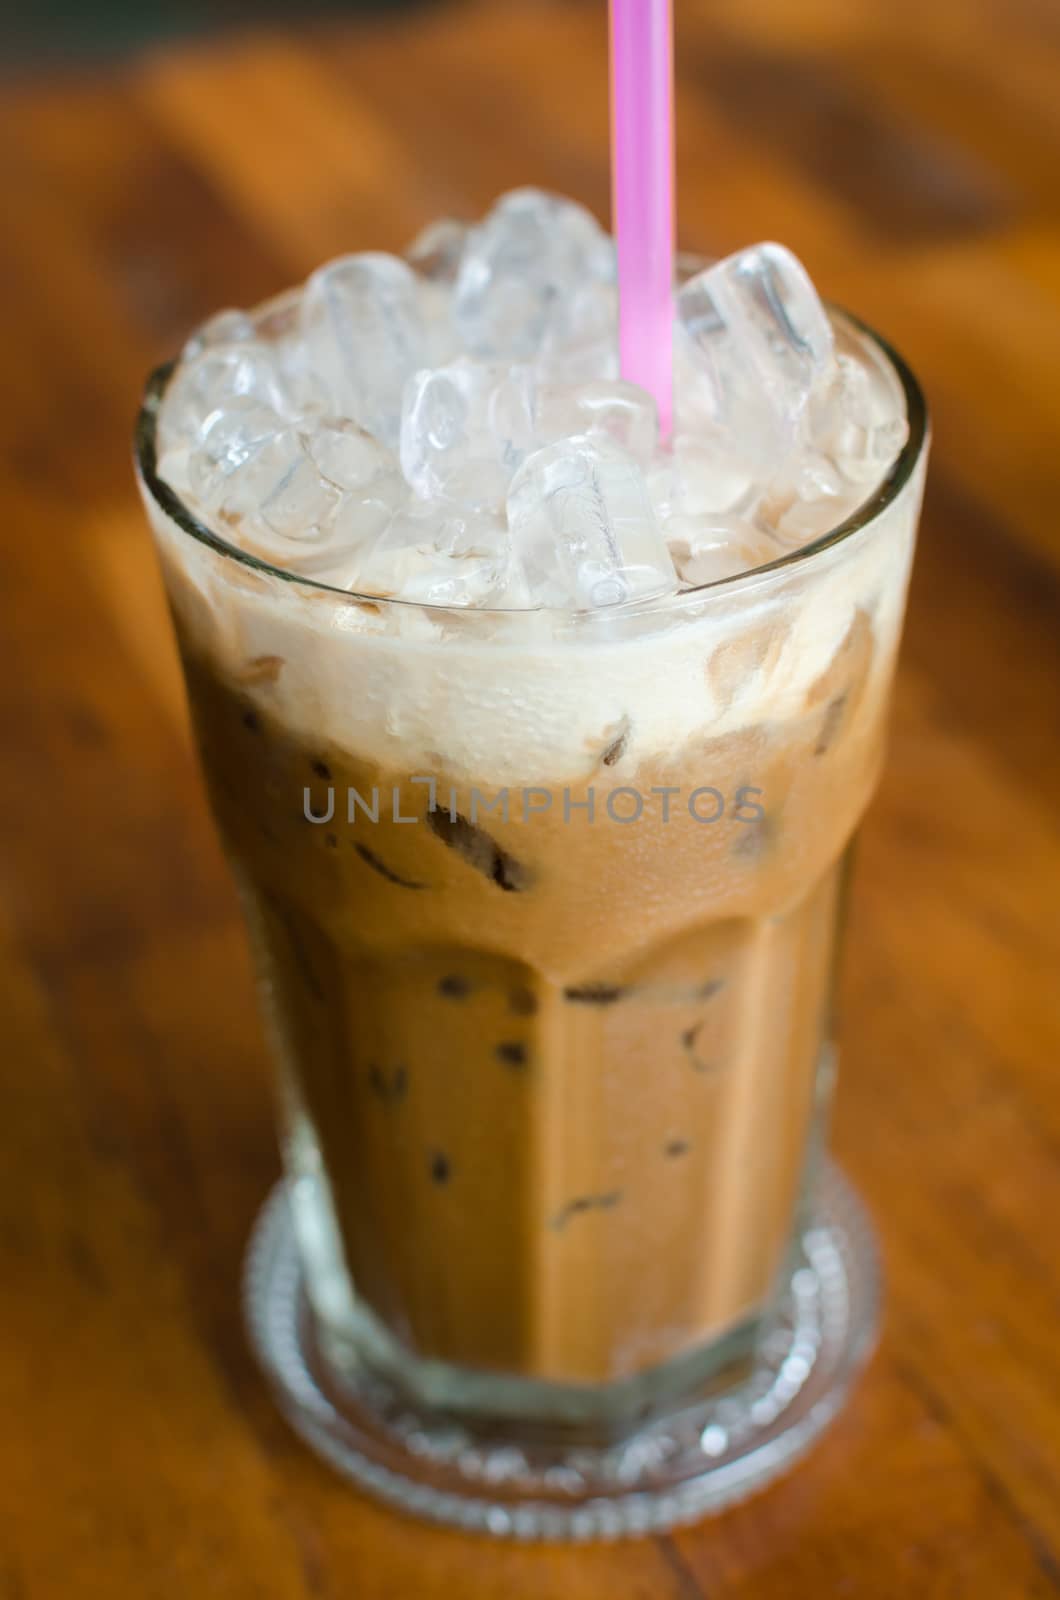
[[136, 296, 927, 1537]]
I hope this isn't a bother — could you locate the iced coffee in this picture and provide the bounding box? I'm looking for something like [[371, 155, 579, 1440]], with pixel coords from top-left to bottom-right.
[[137, 191, 924, 1430]]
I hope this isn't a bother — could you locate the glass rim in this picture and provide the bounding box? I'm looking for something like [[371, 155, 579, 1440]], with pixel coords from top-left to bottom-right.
[[133, 300, 928, 619]]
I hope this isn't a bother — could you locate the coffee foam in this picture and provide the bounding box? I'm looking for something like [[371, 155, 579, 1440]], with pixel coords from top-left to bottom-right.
[[144, 456, 922, 785]]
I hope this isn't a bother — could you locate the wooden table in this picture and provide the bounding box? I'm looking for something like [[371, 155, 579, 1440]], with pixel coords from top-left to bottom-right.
[[3, 1, 1059, 1593]]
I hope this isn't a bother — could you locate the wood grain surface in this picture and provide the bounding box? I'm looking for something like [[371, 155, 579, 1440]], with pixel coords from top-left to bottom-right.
[[3, 1, 1060, 1593]]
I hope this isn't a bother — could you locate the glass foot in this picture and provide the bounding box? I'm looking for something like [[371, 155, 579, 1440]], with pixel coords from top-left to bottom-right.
[[243, 1162, 880, 1540]]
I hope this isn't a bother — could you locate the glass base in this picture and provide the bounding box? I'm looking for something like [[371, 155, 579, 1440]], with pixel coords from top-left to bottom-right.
[[243, 1162, 880, 1540]]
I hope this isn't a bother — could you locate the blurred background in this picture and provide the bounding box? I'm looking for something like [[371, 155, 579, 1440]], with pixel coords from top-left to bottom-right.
[[6, 0, 433, 64], [3, 2, 1059, 1597]]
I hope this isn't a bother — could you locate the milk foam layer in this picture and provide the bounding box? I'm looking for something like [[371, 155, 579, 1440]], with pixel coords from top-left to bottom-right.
[[144, 403, 923, 784]]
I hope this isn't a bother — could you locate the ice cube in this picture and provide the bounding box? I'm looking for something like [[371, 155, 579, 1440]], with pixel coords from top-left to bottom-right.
[[676, 243, 834, 467], [161, 342, 289, 450], [306, 417, 405, 500], [300, 253, 428, 447], [666, 516, 777, 586], [252, 287, 302, 343], [207, 426, 334, 536], [506, 435, 677, 609], [186, 400, 283, 508], [660, 431, 757, 519], [305, 418, 406, 553], [259, 451, 343, 541], [404, 221, 469, 365], [537, 281, 619, 383], [406, 218, 470, 284], [757, 451, 859, 547], [327, 490, 402, 556], [400, 358, 535, 508], [536, 380, 658, 463], [805, 605, 875, 721], [673, 326, 787, 490], [202, 426, 379, 584], [353, 503, 520, 607], [270, 337, 333, 419], [195, 290, 329, 417], [454, 188, 614, 362], [809, 346, 908, 487], [713, 242, 833, 393], [183, 308, 256, 358]]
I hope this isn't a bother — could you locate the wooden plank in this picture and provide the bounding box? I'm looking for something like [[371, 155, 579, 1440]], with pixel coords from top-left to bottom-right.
[[0, 921, 317, 1600]]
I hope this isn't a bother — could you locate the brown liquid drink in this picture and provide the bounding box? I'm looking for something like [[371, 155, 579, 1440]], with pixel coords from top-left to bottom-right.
[[136, 211, 927, 1525], [185, 656, 858, 1387], [147, 404, 919, 1391]]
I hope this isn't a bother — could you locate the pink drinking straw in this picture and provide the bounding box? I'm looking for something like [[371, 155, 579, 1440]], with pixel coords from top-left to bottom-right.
[[609, 0, 675, 438]]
